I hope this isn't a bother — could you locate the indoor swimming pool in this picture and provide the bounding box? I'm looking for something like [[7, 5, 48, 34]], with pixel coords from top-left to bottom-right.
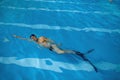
[[0, 0, 120, 80]]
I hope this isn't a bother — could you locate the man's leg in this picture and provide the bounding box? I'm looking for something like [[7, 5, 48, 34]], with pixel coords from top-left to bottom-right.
[[51, 45, 65, 54], [50, 45, 98, 72]]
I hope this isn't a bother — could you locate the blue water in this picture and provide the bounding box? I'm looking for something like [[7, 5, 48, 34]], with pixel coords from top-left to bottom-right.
[[0, 0, 120, 80]]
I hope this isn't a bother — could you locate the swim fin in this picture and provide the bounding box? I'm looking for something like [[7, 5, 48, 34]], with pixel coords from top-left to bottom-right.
[[85, 49, 95, 54], [75, 51, 98, 72]]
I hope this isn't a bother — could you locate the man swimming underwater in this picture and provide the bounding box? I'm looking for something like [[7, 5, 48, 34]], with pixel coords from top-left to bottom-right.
[[13, 34, 98, 72]]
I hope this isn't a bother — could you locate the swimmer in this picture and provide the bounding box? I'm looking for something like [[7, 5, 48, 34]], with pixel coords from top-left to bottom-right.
[[13, 34, 98, 72]]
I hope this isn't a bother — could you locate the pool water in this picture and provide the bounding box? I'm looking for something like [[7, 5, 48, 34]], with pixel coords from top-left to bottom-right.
[[0, 0, 120, 80]]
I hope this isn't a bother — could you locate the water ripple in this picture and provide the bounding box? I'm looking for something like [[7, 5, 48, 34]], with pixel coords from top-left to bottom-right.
[[0, 22, 120, 34]]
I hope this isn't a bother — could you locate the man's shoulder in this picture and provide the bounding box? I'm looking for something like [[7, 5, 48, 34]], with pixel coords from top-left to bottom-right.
[[39, 36, 47, 39]]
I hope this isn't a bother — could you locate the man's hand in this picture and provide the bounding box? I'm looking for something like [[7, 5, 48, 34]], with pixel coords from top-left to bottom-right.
[[13, 34, 20, 38], [56, 43, 62, 47]]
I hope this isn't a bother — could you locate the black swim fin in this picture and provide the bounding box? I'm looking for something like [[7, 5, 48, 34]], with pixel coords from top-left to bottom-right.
[[85, 49, 95, 54], [75, 51, 98, 72], [84, 58, 98, 72]]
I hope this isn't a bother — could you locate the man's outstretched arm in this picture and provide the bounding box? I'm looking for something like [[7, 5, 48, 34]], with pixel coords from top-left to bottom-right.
[[13, 35, 32, 41]]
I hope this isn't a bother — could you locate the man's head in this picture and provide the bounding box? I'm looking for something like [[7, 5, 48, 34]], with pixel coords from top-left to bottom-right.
[[30, 34, 38, 41]]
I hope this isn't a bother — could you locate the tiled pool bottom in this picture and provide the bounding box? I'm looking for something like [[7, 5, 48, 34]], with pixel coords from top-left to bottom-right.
[[0, 0, 120, 80]]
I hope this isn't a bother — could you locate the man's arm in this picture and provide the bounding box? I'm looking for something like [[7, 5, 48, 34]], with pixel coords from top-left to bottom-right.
[[47, 38, 55, 43], [46, 38, 62, 47], [13, 35, 32, 41]]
